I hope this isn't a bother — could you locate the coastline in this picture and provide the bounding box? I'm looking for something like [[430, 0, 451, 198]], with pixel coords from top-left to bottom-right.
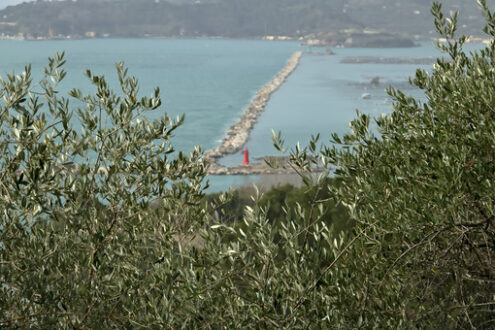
[[205, 51, 303, 175]]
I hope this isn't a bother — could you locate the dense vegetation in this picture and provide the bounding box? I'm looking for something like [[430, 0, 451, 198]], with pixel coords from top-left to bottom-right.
[[205, 180, 350, 231], [1, 2, 495, 328], [0, 0, 492, 39]]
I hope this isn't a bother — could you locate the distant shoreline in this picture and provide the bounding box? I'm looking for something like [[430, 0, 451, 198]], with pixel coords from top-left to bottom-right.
[[0, 35, 301, 42], [205, 51, 303, 175]]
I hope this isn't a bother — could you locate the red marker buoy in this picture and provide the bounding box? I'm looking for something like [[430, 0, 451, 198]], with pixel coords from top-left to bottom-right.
[[243, 148, 249, 166]]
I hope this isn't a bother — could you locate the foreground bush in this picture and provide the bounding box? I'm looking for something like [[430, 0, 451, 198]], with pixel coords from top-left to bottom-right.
[[268, 2, 495, 326], [1, 2, 495, 328], [0, 55, 210, 327]]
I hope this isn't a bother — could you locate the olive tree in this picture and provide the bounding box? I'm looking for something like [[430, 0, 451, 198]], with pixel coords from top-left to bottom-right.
[[0, 54, 209, 327], [264, 1, 495, 327], [2, 1, 495, 328], [199, 1, 495, 327]]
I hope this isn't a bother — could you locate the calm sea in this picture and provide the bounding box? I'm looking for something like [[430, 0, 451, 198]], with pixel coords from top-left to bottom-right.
[[0, 39, 481, 191]]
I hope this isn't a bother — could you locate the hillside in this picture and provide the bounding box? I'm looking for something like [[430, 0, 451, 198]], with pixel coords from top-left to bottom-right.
[[0, 0, 492, 40]]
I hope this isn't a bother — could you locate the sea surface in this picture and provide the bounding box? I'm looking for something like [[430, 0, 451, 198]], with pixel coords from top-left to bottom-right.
[[0, 39, 483, 191]]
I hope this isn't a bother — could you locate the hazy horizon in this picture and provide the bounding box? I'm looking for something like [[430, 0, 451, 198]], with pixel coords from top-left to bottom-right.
[[1, 0, 34, 10]]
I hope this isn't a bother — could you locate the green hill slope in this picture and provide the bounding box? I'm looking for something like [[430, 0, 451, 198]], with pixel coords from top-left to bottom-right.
[[0, 0, 492, 39]]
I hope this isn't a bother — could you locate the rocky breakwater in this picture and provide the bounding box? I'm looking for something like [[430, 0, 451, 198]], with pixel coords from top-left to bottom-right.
[[205, 51, 303, 175], [207, 160, 292, 176]]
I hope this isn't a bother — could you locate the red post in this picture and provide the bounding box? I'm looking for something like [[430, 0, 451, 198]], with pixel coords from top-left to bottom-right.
[[243, 148, 250, 166]]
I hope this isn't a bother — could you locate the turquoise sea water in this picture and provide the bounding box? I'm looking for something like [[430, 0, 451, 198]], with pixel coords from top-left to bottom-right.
[[220, 42, 440, 166], [0, 39, 483, 191], [217, 42, 483, 186], [0, 39, 299, 151], [0, 39, 299, 190]]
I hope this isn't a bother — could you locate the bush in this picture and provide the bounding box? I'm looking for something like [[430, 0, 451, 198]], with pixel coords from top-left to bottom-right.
[[0, 55, 209, 327], [2, 1, 495, 328], [267, 1, 495, 326]]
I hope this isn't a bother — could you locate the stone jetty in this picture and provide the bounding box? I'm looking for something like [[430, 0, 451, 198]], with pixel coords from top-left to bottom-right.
[[207, 160, 291, 175], [205, 51, 303, 175]]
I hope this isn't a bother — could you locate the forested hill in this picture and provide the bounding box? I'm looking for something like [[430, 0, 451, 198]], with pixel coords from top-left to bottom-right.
[[0, 0, 492, 39]]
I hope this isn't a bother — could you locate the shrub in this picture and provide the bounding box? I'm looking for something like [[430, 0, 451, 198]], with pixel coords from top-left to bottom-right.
[[2, 1, 495, 328]]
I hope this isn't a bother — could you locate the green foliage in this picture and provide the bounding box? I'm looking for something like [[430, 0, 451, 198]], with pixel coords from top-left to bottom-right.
[[0, 53, 209, 327], [203, 187, 255, 224], [0, 0, 491, 38], [268, 1, 495, 326], [205, 180, 349, 230], [2, 2, 495, 328], [259, 180, 350, 233]]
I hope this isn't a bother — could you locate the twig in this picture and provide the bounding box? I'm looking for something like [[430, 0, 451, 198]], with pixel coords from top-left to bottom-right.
[[380, 226, 449, 287], [289, 231, 363, 318]]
